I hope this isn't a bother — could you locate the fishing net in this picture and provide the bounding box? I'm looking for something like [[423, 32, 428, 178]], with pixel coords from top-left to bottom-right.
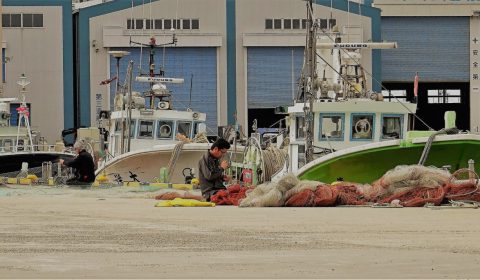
[[313, 185, 339, 206], [239, 173, 299, 207], [380, 186, 445, 207], [444, 168, 480, 202], [284, 180, 321, 201], [210, 184, 252, 206], [335, 183, 367, 205], [284, 189, 315, 207], [366, 165, 451, 201]]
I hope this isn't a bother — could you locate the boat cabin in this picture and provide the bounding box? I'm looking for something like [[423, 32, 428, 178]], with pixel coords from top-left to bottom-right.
[[287, 98, 417, 173]]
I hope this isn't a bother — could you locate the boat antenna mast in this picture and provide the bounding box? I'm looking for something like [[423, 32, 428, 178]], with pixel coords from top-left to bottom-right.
[[303, 0, 318, 163], [15, 74, 34, 152], [130, 34, 178, 109]]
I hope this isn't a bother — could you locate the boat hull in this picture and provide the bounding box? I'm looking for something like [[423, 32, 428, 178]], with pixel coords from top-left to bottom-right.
[[0, 152, 76, 176], [297, 134, 480, 184], [96, 143, 244, 184]]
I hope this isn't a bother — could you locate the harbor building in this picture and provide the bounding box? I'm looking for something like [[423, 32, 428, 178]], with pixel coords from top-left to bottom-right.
[[2, 0, 480, 140], [1, 0, 73, 143], [75, 0, 378, 135]]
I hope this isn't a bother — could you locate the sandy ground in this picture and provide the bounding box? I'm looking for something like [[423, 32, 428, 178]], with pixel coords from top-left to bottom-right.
[[1, 185, 480, 279]]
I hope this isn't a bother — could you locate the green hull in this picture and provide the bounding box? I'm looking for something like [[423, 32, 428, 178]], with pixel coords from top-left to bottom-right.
[[298, 139, 480, 184]]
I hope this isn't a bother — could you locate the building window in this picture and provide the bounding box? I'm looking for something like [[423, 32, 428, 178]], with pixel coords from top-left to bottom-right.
[[183, 19, 190, 29], [173, 19, 181, 29], [283, 19, 292, 29], [135, 19, 144, 29], [145, 19, 153, 29], [154, 19, 162, 29], [22, 14, 43, 27], [127, 19, 134, 29], [2, 48, 6, 83], [265, 19, 273, 29], [319, 113, 344, 141], [428, 89, 461, 104], [191, 19, 199, 29], [127, 18, 199, 30], [301, 19, 307, 29], [2, 14, 22, 27], [292, 19, 300, 29], [382, 89, 407, 102], [274, 19, 282, 29], [351, 113, 374, 141], [164, 19, 172, 30]]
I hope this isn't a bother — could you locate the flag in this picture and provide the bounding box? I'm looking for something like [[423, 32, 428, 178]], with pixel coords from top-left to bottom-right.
[[100, 76, 117, 85], [413, 72, 419, 97]]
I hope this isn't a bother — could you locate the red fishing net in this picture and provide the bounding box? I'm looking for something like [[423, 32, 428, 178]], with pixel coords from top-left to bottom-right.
[[380, 187, 445, 207], [211, 184, 253, 206]]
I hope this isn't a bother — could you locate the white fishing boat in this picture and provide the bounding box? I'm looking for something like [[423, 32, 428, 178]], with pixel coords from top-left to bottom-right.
[[95, 39, 242, 184], [0, 75, 76, 178]]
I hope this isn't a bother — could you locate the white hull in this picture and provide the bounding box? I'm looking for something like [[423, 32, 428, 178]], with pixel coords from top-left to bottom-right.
[[96, 143, 244, 184]]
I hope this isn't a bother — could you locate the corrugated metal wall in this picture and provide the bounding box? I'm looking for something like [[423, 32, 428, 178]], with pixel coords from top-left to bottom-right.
[[381, 17, 469, 82], [109, 47, 218, 134], [247, 47, 304, 108]]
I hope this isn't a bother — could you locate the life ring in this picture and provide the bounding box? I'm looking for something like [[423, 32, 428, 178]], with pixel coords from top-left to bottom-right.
[[354, 119, 371, 134], [159, 124, 172, 137]]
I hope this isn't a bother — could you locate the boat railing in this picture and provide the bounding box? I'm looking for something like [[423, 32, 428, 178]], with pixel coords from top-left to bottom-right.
[[0, 143, 75, 154]]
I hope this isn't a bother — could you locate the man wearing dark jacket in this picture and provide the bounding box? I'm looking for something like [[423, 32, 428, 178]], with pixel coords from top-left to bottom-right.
[[59, 139, 95, 186], [198, 138, 231, 201]]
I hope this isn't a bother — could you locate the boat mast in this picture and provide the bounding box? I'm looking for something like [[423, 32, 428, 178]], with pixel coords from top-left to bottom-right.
[[15, 74, 34, 152], [304, 0, 317, 163]]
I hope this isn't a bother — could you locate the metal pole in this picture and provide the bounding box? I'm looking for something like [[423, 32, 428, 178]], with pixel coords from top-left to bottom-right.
[[304, 0, 316, 163], [126, 60, 134, 153]]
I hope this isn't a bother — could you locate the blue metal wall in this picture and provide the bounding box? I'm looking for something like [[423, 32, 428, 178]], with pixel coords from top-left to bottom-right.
[[247, 47, 305, 108], [381, 17, 469, 82], [109, 47, 218, 134]]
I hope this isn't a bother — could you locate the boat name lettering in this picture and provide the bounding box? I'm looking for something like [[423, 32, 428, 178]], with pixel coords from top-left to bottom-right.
[[333, 43, 368, 48]]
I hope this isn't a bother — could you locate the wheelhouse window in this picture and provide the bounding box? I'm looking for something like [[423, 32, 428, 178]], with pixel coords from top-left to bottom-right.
[[177, 121, 192, 138], [157, 120, 174, 140], [129, 120, 136, 138], [382, 114, 403, 140], [138, 120, 154, 138], [428, 89, 461, 104], [193, 122, 206, 136], [295, 116, 305, 140], [382, 89, 407, 102], [114, 119, 122, 132], [351, 113, 374, 140], [319, 114, 344, 141]]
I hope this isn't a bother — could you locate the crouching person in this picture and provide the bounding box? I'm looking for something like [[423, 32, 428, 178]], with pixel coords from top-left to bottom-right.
[[59, 139, 95, 187], [198, 138, 231, 201]]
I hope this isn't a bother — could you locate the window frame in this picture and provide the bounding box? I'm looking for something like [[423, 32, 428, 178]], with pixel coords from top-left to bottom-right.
[[137, 119, 155, 139], [157, 120, 174, 140], [318, 113, 345, 141], [381, 114, 404, 140], [350, 113, 375, 141]]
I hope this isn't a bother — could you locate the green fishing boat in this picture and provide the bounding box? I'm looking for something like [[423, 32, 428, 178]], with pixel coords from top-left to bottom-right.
[[297, 132, 480, 184]]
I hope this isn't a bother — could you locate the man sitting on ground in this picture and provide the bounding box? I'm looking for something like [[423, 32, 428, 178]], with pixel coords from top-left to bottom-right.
[[59, 139, 95, 186], [198, 138, 231, 201]]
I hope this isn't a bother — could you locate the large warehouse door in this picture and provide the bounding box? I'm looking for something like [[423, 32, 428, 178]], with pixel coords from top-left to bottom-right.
[[381, 17, 470, 130], [381, 17, 469, 82], [109, 47, 218, 134], [247, 47, 304, 130]]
